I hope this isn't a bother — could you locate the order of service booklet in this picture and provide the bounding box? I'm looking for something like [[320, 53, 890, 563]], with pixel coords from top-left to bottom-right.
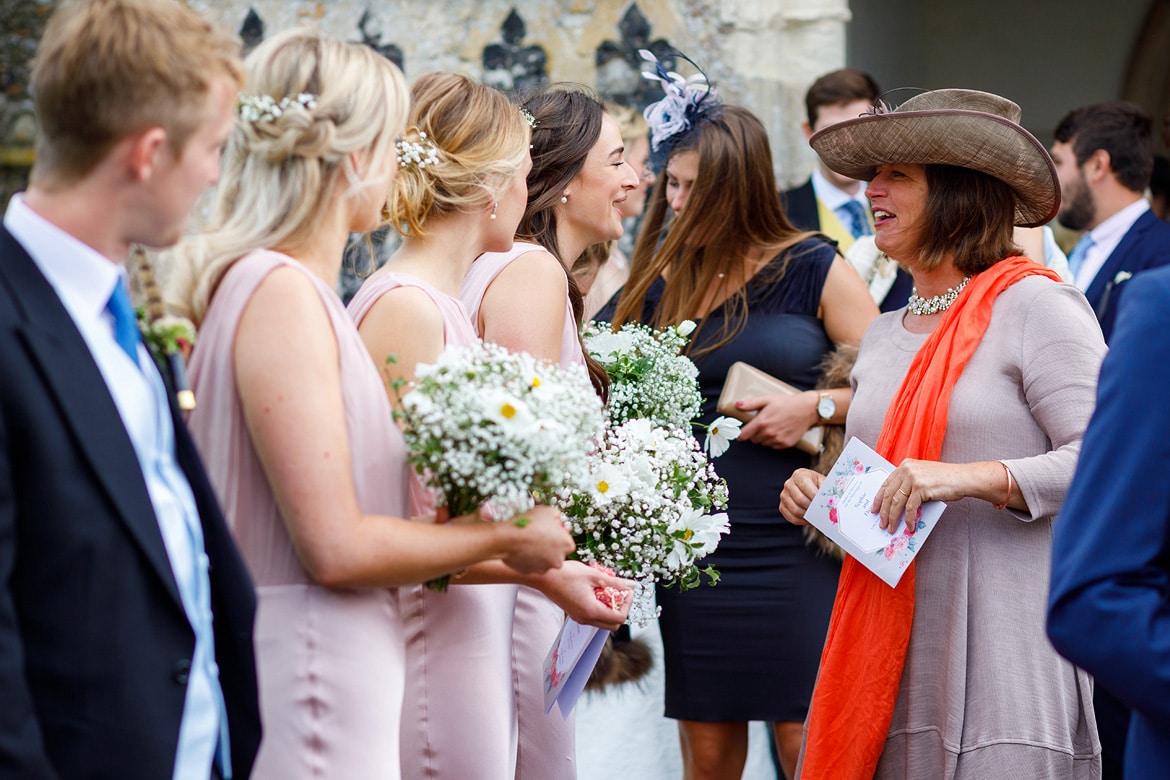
[[804, 436, 947, 587], [542, 618, 609, 719]]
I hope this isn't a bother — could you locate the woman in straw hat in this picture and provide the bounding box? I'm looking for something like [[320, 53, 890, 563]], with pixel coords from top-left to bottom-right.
[[779, 89, 1105, 779]]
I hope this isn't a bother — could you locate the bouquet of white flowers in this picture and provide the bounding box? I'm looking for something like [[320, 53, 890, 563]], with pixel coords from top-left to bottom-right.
[[583, 320, 701, 430], [396, 343, 606, 587], [557, 418, 731, 625], [584, 319, 741, 456]]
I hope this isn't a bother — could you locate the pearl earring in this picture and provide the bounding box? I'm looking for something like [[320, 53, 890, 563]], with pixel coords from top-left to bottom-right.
[[490, 201, 498, 220], [560, 194, 568, 204]]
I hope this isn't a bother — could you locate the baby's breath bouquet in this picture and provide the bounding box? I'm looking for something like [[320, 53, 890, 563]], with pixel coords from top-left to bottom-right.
[[395, 343, 605, 587], [557, 418, 730, 625], [583, 320, 701, 429]]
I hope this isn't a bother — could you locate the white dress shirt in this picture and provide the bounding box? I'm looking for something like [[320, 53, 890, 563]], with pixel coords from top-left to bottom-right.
[[1073, 198, 1150, 292], [811, 167, 870, 224], [4, 194, 227, 780]]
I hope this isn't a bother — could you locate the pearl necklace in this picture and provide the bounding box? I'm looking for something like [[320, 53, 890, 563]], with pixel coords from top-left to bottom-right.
[[906, 276, 971, 316]]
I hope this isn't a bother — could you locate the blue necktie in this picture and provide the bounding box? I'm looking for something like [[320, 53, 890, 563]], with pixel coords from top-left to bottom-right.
[[839, 200, 873, 239], [1067, 233, 1095, 279], [106, 279, 141, 365]]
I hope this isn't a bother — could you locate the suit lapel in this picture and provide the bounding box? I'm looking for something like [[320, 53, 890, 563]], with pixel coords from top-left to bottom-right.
[[1, 228, 183, 609], [1084, 211, 1152, 312]]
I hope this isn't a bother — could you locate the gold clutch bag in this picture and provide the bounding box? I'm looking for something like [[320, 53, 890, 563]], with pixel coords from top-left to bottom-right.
[[716, 361, 824, 456]]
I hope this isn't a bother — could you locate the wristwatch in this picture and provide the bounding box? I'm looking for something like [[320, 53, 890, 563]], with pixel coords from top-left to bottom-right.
[[816, 392, 836, 423]]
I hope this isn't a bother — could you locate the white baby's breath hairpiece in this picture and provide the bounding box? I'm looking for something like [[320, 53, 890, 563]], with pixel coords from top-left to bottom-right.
[[519, 106, 538, 129], [396, 130, 442, 169], [237, 92, 318, 124]]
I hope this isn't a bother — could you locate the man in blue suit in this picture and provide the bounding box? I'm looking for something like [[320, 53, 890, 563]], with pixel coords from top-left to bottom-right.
[[1051, 101, 1170, 344], [1048, 263, 1170, 779], [0, 1, 260, 778]]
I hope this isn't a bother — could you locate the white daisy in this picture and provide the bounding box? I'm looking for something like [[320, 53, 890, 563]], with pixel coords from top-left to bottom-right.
[[704, 416, 742, 457]]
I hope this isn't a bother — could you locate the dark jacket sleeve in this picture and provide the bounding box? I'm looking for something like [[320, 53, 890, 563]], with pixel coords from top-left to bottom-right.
[[0, 354, 59, 780], [1048, 265, 1170, 732]]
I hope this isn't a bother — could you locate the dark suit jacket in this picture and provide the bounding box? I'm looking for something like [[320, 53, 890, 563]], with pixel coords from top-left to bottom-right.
[[781, 178, 820, 234], [0, 226, 260, 779], [1083, 209, 1170, 343], [1048, 264, 1170, 779]]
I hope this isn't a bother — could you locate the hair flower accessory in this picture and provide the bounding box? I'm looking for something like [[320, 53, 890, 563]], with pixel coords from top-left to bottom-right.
[[519, 106, 538, 129], [639, 49, 721, 172], [238, 92, 318, 124], [396, 130, 442, 169]]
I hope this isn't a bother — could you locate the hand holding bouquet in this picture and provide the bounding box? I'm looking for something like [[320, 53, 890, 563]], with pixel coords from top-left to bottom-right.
[[557, 419, 730, 624], [395, 343, 605, 588]]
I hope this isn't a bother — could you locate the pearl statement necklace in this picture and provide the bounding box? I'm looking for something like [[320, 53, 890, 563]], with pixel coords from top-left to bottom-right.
[[906, 276, 972, 316]]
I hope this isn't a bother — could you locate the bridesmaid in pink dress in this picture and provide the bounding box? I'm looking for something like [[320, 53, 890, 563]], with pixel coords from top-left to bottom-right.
[[462, 87, 641, 780], [175, 32, 574, 780], [350, 73, 633, 780]]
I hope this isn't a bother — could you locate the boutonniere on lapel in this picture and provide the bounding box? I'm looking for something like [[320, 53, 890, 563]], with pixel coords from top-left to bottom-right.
[[129, 245, 197, 412], [1113, 270, 1133, 286], [135, 308, 197, 410]]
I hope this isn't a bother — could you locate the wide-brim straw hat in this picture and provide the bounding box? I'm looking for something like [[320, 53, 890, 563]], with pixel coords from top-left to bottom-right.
[[809, 89, 1059, 227]]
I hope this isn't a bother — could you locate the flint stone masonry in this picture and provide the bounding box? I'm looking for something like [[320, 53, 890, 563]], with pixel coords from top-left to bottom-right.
[[1, 0, 849, 205]]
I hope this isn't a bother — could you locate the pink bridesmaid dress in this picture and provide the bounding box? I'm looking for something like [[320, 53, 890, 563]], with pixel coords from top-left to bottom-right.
[[187, 249, 409, 779], [349, 271, 520, 780], [463, 242, 585, 780]]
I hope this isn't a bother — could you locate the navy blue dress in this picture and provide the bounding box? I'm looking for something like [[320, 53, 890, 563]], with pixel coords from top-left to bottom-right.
[[605, 238, 842, 722]]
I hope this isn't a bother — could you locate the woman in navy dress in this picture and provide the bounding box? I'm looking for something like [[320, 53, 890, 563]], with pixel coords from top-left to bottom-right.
[[605, 80, 877, 778]]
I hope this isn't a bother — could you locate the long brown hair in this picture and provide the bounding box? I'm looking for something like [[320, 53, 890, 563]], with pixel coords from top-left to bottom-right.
[[612, 104, 817, 358], [518, 86, 610, 398]]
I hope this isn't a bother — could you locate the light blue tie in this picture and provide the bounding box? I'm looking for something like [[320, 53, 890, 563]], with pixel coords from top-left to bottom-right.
[[1067, 233, 1095, 279], [105, 280, 141, 365], [839, 200, 873, 239]]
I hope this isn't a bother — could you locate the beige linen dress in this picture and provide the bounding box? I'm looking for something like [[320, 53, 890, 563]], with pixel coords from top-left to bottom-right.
[[845, 277, 1105, 779]]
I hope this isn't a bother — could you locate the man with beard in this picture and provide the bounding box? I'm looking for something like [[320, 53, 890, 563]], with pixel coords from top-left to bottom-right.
[[1051, 101, 1170, 343]]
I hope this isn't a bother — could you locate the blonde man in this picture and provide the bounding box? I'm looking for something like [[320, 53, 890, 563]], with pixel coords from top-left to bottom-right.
[[0, 1, 259, 778]]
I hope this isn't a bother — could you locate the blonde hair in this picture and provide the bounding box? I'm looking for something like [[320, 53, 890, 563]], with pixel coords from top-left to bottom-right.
[[180, 28, 408, 324], [389, 72, 530, 238], [30, 0, 244, 183]]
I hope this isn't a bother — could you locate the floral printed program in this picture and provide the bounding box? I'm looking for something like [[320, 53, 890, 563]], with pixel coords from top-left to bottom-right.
[[805, 437, 947, 587]]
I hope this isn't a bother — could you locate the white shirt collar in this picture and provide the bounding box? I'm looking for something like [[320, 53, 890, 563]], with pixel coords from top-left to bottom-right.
[[811, 167, 868, 211], [4, 193, 125, 321], [1086, 197, 1149, 247], [1074, 197, 1150, 291]]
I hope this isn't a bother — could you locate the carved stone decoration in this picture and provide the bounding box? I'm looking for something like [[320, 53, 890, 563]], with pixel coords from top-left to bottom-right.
[[358, 9, 405, 72], [239, 7, 265, 54], [595, 3, 675, 111], [1, 0, 49, 207], [482, 9, 548, 96]]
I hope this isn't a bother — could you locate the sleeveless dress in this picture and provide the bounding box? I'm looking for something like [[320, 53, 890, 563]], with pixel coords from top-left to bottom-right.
[[348, 271, 521, 779], [187, 249, 409, 779], [463, 242, 582, 780], [601, 239, 842, 722]]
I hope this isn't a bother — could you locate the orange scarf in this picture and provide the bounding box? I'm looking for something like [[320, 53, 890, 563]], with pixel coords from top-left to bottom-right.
[[799, 257, 1061, 778]]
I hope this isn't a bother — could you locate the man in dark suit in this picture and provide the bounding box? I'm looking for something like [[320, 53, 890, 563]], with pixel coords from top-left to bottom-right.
[[1051, 101, 1170, 343], [0, 1, 260, 778], [1048, 264, 1170, 780], [782, 69, 913, 311]]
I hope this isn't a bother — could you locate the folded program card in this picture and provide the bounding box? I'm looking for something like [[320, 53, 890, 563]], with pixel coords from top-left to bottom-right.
[[542, 618, 609, 719], [804, 437, 946, 587]]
